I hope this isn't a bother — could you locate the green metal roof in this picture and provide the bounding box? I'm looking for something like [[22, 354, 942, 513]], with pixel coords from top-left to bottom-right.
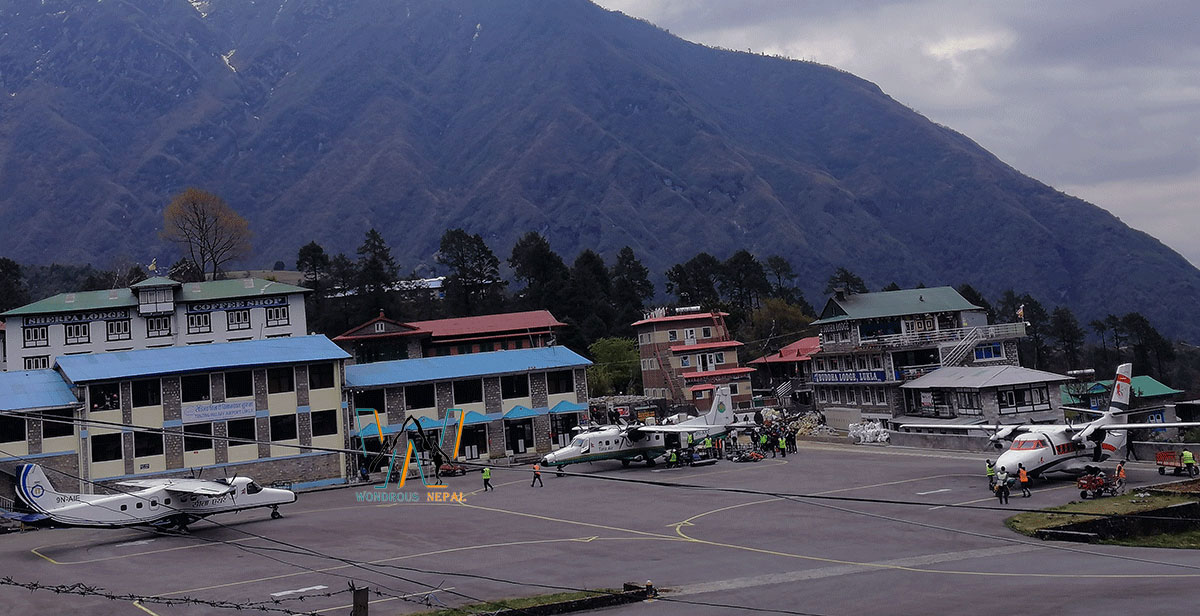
[[812, 287, 981, 325], [130, 276, 181, 288], [2, 278, 309, 317], [2, 289, 137, 316], [1061, 375, 1184, 405], [175, 278, 309, 302]]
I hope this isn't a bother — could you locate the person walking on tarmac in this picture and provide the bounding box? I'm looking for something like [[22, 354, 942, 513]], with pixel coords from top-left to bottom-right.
[[1018, 463, 1031, 498], [702, 436, 712, 457], [1182, 448, 1197, 477], [431, 448, 444, 482], [1115, 461, 1127, 493], [759, 432, 768, 452], [985, 459, 996, 489], [995, 466, 1010, 504], [687, 432, 695, 451], [530, 463, 543, 487], [482, 466, 493, 491], [778, 435, 787, 458]]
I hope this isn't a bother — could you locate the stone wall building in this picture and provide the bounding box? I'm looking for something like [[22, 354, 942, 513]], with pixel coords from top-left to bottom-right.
[[632, 307, 753, 409]]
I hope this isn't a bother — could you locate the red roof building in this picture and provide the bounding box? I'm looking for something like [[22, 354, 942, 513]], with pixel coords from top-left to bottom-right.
[[748, 336, 821, 408], [335, 310, 566, 364], [632, 307, 752, 410]]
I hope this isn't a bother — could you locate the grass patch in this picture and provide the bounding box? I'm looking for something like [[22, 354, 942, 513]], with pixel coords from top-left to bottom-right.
[[1005, 493, 1195, 536], [407, 589, 620, 616], [1105, 528, 1200, 549]]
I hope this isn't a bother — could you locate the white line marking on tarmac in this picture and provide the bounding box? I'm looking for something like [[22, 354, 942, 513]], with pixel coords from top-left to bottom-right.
[[673, 545, 1041, 596], [916, 489, 951, 495], [270, 585, 328, 598], [114, 539, 156, 548]]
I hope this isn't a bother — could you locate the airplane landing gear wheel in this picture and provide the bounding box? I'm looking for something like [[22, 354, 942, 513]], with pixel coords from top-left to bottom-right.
[[172, 514, 191, 532], [622, 459, 631, 468], [270, 506, 282, 520], [1080, 491, 1089, 499], [557, 466, 565, 477], [1159, 467, 1166, 475], [645, 456, 656, 468]]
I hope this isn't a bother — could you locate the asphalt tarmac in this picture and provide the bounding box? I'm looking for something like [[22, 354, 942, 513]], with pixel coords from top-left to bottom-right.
[[1, 442, 1196, 616]]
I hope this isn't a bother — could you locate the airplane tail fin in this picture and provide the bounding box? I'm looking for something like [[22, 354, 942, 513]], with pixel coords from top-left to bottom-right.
[[704, 386, 735, 426], [16, 464, 65, 514], [1108, 363, 1133, 416]]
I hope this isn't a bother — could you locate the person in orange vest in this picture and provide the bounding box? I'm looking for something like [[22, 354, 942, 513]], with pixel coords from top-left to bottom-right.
[[1116, 461, 1127, 493], [1017, 463, 1031, 498], [530, 463, 543, 487]]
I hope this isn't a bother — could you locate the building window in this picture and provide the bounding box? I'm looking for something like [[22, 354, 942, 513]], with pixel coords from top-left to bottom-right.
[[89, 383, 121, 412], [23, 356, 50, 370], [974, 342, 1004, 361], [311, 410, 338, 436], [715, 352, 725, 364], [453, 379, 484, 404], [265, 305, 289, 327], [815, 358, 826, 371], [831, 388, 841, 403], [0, 414, 25, 443], [873, 355, 883, 370], [818, 388, 828, 403], [547, 370, 574, 395], [857, 356, 869, 370], [65, 322, 90, 345], [227, 309, 251, 331], [685, 328, 696, 340], [132, 379, 161, 408], [374, 322, 386, 333], [406, 384, 435, 409], [134, 431, 164, 457], [225, 370, 254, 398], [184, 423, 213, 451], [106, 319, 131, 341], [146, 316, 172, 337], [957, 391, 981, 409], [702, 327, 712, 338], [181, 374, 211, 403], [694, 390, 707, 399], [668, 330, 678, 342], [729, 383, 739, 395], [91, 433, 123, 462], [267, 367, 294, 393], [23, 326, 48, 348], [680, 356, 691, 368], [228, 418, 256, 444], [270, 415, 297, 441], [501, 375, 529, 399], [187, 313, 211, 334], [41, 408, 74, 438], [638, 333, 650, 345], [309, 363, 335, 390]]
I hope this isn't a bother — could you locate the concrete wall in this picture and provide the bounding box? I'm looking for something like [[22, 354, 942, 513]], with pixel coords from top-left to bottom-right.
[[889, 430, 996, 452]]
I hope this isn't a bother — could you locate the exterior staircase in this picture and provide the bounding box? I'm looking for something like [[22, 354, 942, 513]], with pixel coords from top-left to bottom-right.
[[940, 326, 983, 367]]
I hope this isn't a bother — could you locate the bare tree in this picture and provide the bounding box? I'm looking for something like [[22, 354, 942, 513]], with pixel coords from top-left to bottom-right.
[[161, 188, 252, 279]]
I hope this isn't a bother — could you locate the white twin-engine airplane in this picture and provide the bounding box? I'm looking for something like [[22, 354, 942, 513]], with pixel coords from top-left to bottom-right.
[[901, 363, 1200, 477], [541, 385, 753, 470], [13, 463, 296, 530]]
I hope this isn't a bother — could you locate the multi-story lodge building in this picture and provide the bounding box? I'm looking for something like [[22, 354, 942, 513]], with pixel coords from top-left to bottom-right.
[[810, 287, 1026, 428], [333, 310, 566, 364], [633, 307, 754, 410], [2, 277, 310, 371]]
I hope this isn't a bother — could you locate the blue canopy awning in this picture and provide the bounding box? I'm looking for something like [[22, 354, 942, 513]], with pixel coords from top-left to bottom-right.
[[549, 400, 587, 414], [464, 411, 503, 425], [504, 405, 547, 420], [356, 422, 404, 439], [404, 416, 446, 431]]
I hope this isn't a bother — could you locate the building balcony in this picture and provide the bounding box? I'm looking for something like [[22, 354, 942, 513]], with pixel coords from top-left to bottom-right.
[[823, 321, 1026, 352]]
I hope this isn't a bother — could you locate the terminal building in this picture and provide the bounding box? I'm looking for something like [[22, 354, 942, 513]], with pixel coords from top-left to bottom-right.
[[333, 310, 566, 364], [0, 336, 350, 499], [2, 277, 310, 371], [633, 307, 753, 410], [809, 287, 1027, 428], [344, 346, 591, 464]]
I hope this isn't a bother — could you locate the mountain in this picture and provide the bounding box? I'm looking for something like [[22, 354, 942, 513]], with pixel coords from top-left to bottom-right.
[[2, 0, 1199, 339]]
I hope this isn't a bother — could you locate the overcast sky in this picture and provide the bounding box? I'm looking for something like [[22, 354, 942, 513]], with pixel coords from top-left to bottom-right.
[[596, 0, 1200, 266]]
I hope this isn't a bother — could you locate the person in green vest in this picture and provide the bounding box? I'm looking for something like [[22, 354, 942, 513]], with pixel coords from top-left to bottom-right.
[[668, 449, 678, 468], [778, 436, 787, 458], [1182, 448, 1196, 477], [702, 437, 712, 455], [481, 467, 493, 492], [687, 432, 695, 450], [759, 433, 768, 452], [985, 459, 996, 489]]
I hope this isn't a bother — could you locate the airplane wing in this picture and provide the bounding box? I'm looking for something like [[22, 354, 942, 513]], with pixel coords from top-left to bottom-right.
[[116, 478, 235, 496], [1090, 422, 1200, 431], [633, 424, 712, 434]]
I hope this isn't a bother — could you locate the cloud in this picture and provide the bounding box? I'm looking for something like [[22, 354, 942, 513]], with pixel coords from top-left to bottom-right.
[[595, 0, 1200, 266]]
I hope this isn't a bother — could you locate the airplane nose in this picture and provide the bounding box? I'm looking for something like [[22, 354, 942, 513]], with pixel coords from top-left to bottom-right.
[[539, 456, 550, 465]]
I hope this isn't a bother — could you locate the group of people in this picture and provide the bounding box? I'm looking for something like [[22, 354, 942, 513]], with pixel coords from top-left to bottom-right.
[[751, 427, 797, 458], [984, 459, 1032, 504]]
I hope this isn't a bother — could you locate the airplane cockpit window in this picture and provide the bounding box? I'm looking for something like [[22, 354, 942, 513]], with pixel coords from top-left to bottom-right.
[[570, 438, 586, 449], [1010, 439, 1049, 451], [246, 481, 263, 495]]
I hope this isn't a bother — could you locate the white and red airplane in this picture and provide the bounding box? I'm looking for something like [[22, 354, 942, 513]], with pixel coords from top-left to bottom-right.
[[10, 463, 295, 530], [899, 363, 1200, 477]]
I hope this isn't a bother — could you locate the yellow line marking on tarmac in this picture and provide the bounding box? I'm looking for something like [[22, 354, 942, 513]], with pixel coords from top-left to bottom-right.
[[153, 535, 669, 598], [30, 536, 258, 566], [131, 601, 162, 616]]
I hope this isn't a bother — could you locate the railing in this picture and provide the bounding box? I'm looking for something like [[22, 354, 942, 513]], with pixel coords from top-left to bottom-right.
[[940, 326, 983, 367], [0, 496, 13, 512], [896, 364, 941, 381], [862, 322, 1026, 349]]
